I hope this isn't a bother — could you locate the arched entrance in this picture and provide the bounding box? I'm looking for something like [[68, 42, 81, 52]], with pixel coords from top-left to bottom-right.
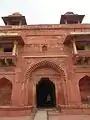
[[79, 76, 90, 104], [36, 77, 56, 108], [26, 60, 66, 106]]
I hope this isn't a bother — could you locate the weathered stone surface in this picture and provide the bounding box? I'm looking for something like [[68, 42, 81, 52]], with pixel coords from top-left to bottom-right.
[[0, 13, 90, 116]]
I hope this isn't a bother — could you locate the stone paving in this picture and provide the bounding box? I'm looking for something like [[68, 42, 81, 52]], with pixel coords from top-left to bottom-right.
[[0, 112, 90, 120], [34, 110, 47, 120], [0, 116, 32, 120], [49, 115, 90, 120]]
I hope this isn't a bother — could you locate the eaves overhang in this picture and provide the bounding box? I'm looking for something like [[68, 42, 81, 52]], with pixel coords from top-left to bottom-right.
[[64, 32, 90, 44]]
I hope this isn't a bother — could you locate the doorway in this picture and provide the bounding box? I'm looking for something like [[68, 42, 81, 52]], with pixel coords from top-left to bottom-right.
[[36, 77, 56, 108]]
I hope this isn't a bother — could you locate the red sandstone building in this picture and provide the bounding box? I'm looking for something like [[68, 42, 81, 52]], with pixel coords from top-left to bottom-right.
[[0, 12, 90, 115]]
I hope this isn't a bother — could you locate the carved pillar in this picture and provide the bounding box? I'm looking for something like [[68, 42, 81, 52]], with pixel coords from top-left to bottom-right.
[[12, 41, 18, 56], [72, 39, 78, 55], [16, 46, 18, 57]]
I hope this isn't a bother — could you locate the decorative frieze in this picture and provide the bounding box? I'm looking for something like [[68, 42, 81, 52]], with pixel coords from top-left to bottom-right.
[[24, 43, 63, 49], [0, 32, 18, 36]]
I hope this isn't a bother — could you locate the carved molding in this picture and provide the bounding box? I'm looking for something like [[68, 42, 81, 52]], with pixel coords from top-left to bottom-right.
[[24, 43, 62, 49], [25, 60, 66, 82]]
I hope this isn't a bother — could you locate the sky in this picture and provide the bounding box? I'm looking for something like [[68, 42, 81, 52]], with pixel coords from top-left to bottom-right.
[[0, 0, 90, 25]]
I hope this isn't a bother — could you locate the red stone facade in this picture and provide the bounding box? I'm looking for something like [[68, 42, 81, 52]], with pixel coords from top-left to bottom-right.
[[0, 12, 90, 116]]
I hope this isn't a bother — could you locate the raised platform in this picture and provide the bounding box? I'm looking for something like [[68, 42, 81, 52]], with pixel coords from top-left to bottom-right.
[[0, 104, 90, 117], [0, 106, 34, 117], [58, 104, 90, 115]]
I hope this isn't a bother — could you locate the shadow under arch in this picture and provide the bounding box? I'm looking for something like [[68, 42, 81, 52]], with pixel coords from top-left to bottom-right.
[[79, 75, 90, 104], [0, 77, 12, 105], [36, 77, 56, 108]]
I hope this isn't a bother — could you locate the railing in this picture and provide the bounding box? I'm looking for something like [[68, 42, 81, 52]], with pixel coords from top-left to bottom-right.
[[73, 50, 90, 65], [78, 50, 90, 57], [0, 52, 17, 66]]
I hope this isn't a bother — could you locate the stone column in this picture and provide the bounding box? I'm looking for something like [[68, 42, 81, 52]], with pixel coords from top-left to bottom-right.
[[12, 41, 18, 56], [72, 39, 78, 55]]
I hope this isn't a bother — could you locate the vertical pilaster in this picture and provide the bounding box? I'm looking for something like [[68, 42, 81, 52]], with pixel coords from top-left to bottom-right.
[[12, 41, 18, 56], [72, 39, 78, 55]]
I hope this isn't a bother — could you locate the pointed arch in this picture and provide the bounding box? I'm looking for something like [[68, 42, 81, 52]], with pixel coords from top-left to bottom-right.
[[79, 75, 90, 104], [25, 60, 66, 81], [0, 77, 12, 105], [42, 45, 47, 52]]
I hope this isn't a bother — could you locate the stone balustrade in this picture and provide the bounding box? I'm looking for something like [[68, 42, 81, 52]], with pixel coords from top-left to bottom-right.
[[0, 52, 17, 66]]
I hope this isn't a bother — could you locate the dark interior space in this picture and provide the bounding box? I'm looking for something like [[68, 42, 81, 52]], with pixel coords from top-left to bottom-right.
[[36, 77, 56, 108]]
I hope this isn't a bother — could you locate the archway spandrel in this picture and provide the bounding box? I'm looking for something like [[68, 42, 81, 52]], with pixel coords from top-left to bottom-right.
[[25, 60, 66, 82]]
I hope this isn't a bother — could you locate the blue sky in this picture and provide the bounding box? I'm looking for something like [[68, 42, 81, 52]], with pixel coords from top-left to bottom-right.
[[0, 0, 90, 25]]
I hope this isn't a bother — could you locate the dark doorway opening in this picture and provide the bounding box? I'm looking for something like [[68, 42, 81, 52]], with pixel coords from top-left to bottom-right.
[[36, 77, 56, 108]]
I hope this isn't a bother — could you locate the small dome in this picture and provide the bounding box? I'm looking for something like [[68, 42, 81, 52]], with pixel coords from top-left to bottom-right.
[[8, 12, 22, 17], [65, 12, 75, 15]]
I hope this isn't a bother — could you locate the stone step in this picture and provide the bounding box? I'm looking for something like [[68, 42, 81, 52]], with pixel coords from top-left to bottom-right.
[[34, 110, 47, 120], [47, 110, 60, 116]]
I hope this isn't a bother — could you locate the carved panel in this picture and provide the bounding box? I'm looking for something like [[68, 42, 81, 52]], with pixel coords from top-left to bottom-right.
[[24, 43, 64, 52], [0, 67, 15, 72]]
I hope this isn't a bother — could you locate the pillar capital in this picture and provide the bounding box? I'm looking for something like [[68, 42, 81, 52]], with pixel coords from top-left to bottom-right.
[[13, 40, 18, 45]]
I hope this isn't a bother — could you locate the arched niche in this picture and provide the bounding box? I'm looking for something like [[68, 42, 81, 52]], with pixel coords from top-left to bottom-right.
[[79, 75, 90, 104], [0, 77, 12, 105]]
